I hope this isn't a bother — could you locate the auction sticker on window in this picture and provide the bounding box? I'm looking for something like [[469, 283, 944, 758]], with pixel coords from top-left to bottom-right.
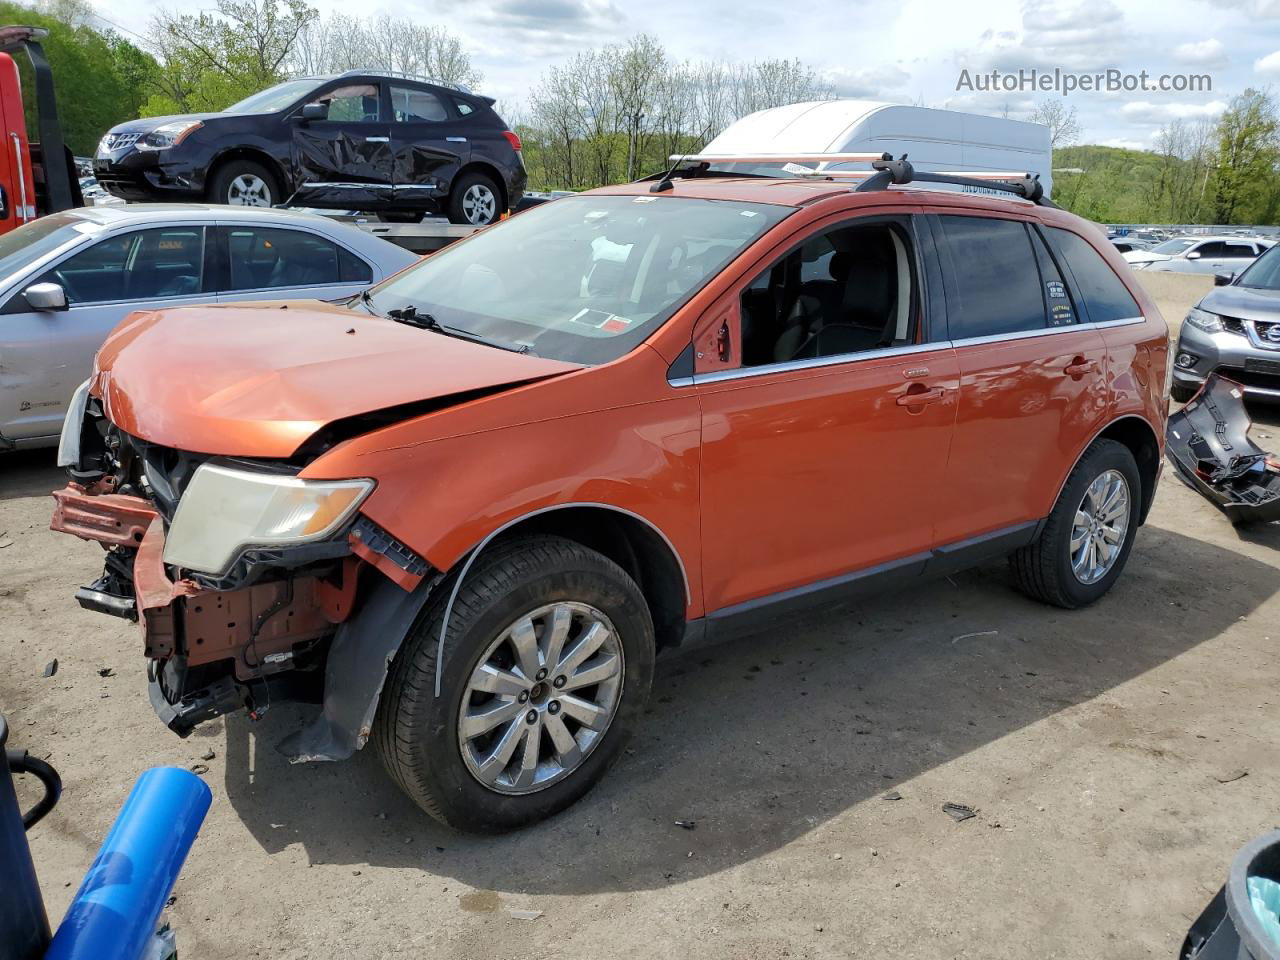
[[1046, 280, 1074, 326], [569, 308, 634, 334]]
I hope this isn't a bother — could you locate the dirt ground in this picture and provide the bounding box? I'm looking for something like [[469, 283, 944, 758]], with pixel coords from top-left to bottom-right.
[[5, 407, 1280, 959]]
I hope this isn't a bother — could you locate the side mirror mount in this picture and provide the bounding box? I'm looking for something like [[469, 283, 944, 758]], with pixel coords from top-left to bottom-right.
[[300, 102, 328, 122], [25, 281, 67, 311], [1214, 272, 1236, 286], [1185, 251, 1201, 260]]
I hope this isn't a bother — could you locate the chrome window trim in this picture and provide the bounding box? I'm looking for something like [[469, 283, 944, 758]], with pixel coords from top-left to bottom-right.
[[666, 316, 1148, 388]]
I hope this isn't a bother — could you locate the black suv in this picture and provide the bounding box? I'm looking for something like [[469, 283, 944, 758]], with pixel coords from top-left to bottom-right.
[[93, 71, 527, 225]]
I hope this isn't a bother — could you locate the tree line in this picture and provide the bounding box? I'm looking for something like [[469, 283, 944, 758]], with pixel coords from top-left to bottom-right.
[[1053, 89, 1279, 226], [2, 0, 1277, 225]]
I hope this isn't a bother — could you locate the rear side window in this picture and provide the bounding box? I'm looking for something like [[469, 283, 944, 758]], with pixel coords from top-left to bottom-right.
[[936, 216, 1045, 339], [1044, 227, 1141, 323], [390, 85, 448, 122], [223, 227, 368, 290], [1030, 229, 1076, 327], [454, 99, 475, 116]]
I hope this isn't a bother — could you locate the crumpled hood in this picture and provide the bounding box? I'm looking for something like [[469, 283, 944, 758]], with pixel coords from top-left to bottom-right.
[[93, 301, 582, 458], [1200, 283, 1280, 323]]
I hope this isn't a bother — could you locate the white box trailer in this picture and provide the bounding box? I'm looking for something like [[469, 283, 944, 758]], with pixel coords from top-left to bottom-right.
[[700, 100, 1054, 196]]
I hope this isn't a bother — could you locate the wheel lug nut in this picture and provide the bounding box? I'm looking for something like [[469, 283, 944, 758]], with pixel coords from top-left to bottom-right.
[[553, 676, 566, 689], [526, 710, 538, 724], [548, 701, 560, 715], [518, 691, 529, 703], [535, 668, 548, 681]]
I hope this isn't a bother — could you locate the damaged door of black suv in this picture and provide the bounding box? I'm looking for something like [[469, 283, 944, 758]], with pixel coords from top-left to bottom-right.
[[290, 81, 393, 209]]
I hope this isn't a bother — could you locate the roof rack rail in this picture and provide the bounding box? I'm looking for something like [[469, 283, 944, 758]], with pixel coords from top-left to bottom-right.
[[654, 151, 1058, 207], [335, 68, 473, 95]]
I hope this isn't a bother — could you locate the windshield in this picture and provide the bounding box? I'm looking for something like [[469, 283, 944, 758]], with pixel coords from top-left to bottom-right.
[[224, 78, 321, 114], [1149, 237, 1198, 255], [0, 213, 86, 280], [364, 194, 792, 364], [1237, 244, 1280, 290]]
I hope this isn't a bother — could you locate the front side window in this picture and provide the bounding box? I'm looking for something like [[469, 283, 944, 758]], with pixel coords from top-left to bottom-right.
[[364, 194, 791, 365], [391, 85, 447, 123], [937, 216, 1045, 339], [739, 220, 917, 367], [1044, 227, 1141, 323], [224, 227, 368, 291], [320, 84, 381, 123], [38, 227, 204, 304]]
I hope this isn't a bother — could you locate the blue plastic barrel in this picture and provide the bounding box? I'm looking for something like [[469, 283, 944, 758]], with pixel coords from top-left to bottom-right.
[[45, 767, 211, 960]]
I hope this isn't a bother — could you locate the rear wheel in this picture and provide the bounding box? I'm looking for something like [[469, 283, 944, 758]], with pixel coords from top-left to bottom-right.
[[447, 171, 502, 225], [374, 536, 654, 832], [207, 159, 279, 207], [1009, 439, 1141, 609]]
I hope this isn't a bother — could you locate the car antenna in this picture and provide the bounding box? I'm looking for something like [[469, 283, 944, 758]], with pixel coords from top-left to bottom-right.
[[650, 154, 688, 193]]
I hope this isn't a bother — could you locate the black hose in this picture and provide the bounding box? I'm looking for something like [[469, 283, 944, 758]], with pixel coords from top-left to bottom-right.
[[6, 749, 62, 829]]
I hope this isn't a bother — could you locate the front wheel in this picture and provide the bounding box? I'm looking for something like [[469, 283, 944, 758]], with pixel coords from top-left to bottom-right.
[[206, 160, 279, 207], [1009, 439, 1142, 609], [373, 535, 655, 832], [447, 171, 502, 225]]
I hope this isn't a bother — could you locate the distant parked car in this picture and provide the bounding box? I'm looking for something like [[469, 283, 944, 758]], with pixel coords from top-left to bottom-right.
[[1170, 243, 1280, 402], [0, 204, 417, 449], [1124, 235, 1275, 274], [93, 71, 526, 225], [1109, 237, 1151, 254]]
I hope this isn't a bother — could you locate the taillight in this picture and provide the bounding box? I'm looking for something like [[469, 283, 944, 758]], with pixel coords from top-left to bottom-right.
[[502, 130, 522, 152]]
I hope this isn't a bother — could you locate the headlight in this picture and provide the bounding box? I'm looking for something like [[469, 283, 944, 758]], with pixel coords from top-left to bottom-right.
[[1185, 307, 1223, 334], [135, 120, 203, 152], [162, 464, 373, 575]]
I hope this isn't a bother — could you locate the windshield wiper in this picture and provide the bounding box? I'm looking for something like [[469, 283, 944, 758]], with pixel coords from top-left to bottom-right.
[[383, 303, 532, 355]]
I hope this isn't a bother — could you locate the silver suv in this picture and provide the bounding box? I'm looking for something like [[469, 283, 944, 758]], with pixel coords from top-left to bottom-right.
[[1172, 243, 1280, 402]]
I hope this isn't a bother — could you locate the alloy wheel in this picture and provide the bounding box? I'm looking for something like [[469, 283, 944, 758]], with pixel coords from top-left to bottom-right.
[[461, 183, 497, 224], [1070, 468, 1130, 585], [227, 174, 271, 207], [458, 601, 625, 795]]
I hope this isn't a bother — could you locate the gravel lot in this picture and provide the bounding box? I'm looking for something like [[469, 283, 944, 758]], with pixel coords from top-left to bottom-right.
[[4, 272, 1278, 959]]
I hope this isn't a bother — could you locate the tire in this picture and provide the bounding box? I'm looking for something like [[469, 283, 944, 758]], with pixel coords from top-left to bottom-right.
[[446, 171, 502, 225], [1009, 439, 1142, 609], [206, 159, 280, 207], [1170, 382, 1199, 403], [373, 535, 655, 832]]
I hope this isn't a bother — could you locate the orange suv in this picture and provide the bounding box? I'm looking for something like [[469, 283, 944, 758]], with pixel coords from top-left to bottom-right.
[[52, 156, 1169, 832]]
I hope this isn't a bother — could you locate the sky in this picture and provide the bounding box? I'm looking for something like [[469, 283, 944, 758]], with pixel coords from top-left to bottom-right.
[[91, 0, 1280, 149]]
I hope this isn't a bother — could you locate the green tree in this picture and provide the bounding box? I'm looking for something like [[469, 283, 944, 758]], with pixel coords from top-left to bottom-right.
[[1210, 88, 1279, 225], [0, 1, 160, 154], [144, 0, 317, 115]]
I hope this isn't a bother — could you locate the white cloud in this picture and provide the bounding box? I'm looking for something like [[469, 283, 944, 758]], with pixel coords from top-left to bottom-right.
[[827, 64, 913, 99], [1096, 136, 1151, 150], [1256, 49, 1280, 76], [1206, 0, 1280, 17], [1118, 99, 1227, 123], [1173, 38, 1227, 66]]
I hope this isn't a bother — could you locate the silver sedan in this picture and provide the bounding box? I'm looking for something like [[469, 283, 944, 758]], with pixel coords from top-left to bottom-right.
[[0, 204, 418, 449]]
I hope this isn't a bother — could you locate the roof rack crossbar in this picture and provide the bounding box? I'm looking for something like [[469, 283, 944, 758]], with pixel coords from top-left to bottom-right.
[[641, 150, 1057, 207]]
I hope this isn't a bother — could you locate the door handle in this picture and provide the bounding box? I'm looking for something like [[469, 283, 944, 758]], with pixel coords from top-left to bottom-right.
[[364, 136, 390, 142], [446, 136, 468, 142], [896, 386, 945, 407], [1064, 356, 1097, 379]]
